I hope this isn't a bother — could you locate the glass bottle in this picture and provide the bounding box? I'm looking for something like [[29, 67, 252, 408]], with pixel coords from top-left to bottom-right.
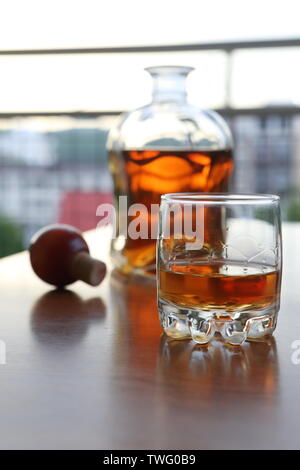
[[107, 65, 234, 277]]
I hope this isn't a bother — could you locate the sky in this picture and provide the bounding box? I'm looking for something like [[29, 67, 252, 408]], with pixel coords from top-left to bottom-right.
[[0, 0, 300, 112], [1, 0, 300, 48]]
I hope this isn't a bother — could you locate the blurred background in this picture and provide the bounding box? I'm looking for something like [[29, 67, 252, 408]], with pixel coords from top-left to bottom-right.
[[1, 0, 300, 257]]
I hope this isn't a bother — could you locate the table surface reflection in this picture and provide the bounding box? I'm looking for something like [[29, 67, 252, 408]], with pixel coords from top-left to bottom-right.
[[0, 225, 300, 449]]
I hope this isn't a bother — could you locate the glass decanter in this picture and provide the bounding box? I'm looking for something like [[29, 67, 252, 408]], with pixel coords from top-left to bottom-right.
[[107, 65, 234, 277]]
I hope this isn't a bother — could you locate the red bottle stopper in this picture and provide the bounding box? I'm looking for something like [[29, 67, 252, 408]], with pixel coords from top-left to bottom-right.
[[29, 224, 106, 288]]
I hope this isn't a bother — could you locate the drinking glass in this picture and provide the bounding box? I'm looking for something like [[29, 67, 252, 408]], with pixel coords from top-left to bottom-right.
[[157, 193, 282, 345]]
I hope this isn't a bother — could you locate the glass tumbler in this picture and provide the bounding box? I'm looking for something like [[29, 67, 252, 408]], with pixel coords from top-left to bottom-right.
[[157, 193, 282, 345]]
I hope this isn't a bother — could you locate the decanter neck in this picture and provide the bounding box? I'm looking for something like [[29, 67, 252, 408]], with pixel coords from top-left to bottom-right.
[[146, 66, 193, 104]]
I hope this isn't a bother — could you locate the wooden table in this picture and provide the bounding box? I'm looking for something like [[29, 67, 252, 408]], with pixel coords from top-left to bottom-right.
[[0, 224, 300, 450]]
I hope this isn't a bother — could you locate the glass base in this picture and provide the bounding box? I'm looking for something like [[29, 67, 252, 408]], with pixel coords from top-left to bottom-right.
[[112, 264, 157, 279], [111, 249, 156, 279], [158, 298, 278, 345]]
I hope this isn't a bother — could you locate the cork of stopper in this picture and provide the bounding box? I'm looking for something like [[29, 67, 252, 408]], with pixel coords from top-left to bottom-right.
[[70, 251, 107, 286]]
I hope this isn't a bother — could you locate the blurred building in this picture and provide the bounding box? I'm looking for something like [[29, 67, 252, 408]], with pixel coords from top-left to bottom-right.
[[232, 113, 294, 199], [0, 124, 112, 248], [0, 111, 299, 254]]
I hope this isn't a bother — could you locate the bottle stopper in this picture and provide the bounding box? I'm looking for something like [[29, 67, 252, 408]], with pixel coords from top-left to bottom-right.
[[29, 224, 106, 288]]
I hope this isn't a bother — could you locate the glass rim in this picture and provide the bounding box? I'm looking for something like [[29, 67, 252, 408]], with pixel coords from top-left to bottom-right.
[[161, 192, 280, 204], [145, 65, 194, 76]]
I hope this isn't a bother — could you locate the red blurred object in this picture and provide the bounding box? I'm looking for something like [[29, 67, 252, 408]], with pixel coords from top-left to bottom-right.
[[58, 192, 113, 232], [29, 224, 106, 287]]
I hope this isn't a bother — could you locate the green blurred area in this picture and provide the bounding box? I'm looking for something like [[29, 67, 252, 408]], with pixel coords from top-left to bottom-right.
[[0, 215, 24, 258], [287, 189, 300, 222]]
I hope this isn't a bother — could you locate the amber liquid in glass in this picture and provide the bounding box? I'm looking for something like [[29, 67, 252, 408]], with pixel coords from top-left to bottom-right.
[[159, 261, 279, 312], [109, 149, 234, 274]]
